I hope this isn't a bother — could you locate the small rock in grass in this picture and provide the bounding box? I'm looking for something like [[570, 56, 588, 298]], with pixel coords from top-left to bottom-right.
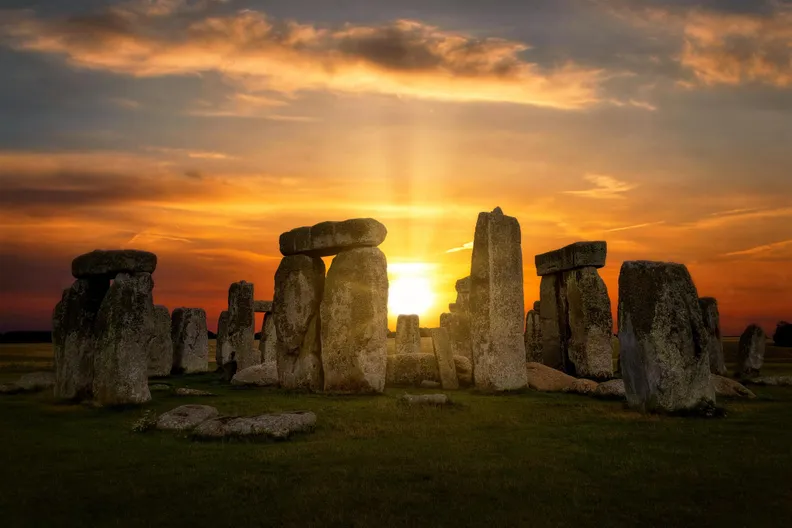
[[192, 411, 317, 440], [16, 371, 55, 392], [564, 378, 600, 395], [711, 375, 756, 398], [420, 380, 441, 389], [398, 393, 450, 406], [744, 376, 792, 387], [0, 383, 22, 395], [592, 379, 626, 400], [156, 404, 219, 431], [174, 387, 216, 397]]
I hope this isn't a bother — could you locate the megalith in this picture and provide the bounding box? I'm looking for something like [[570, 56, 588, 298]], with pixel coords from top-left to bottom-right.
[[147, 305, 173, 377], [93, 272, 154, 406], [227, 281, 256, 371], [273, 255, 325, 391], [257, 312, 279, 386], [431, 327, 459, 390], [396, 314, 421, 355], [280, 218, 387, 258], [618, 261, 715, 414], [736, 324, 766, 379], [469, 207, 527, 391], [524, 308, 542, 363], [171, 308, 209, 374], [321, 247, 388, 393], [215, 310, 231, 370], [699, 297, 727, 376]]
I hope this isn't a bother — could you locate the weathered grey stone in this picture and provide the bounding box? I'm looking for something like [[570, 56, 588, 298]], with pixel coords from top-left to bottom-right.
[[699, 297, 727, 376], [440, 312, 472, 360], [148, 305, 173, 377], [535, 241, 607, 277], [420, 380, 441, 389], [192, 411, 317, 440], [258, 313, 278, 385], [0, 383, 23, 395], [563, 378, 600, 395], [395, 314, 421, 356], [15, 371, 55, 392], [744, 376, 792, 386], [539, 274, 565, 369], [711, 375, 755, 398], [72, 249, 157, 279], [174, 387, 215, 396], [156, 404, 218, 431], [398, 393, 450, 406], [524, 310, 543, 363], [525, 362, 577, 392], [592, 379, 626, 400], [453, 355, 473, 386], [469, 207, 527, 391], [171, 308, 209, 374], [533, 301, 541, 313], [93, 272, 154, 406], [455, 277, 471, 312], [227, 281, 257, 371], [232, 363, 279, 386], [321, 247, 388, 393], [618, 261, 715, 414], [253, 300, 273, 313], [215, 310, 231, 368], [564, 267, 614, 380], [386, 353, 440, 386], [149, 383, 171, 391], [274, 256, 325, 391], [279, 218, 387, 257], [53, 278, 109, 401], [430, 327, 459, 390], [736, 324, 765, 379]]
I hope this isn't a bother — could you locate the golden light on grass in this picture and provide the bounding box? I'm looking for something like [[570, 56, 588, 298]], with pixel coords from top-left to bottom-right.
[[387, 262, 438, 320]]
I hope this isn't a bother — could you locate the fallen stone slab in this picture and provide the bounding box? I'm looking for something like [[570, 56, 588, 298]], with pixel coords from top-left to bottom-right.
[[191, 411, 317, 440], [253, 300, 273, 313], [563, 378, 600, 395], [711, 375, 756, 398], [398, 393, 450, 406], [420, 380, 440, 389], [174, 387, 216, 397], [72, 249, 157, 279], [525, 362, 577, 392], [149, 383, 171, 392], [156, 404, 219, 431], [744, 376, 792, 387], [15, 371, 55, 392], [279, 218, 387, 257], [231, 363, 278, 387], [0, 383, 23, 395], [592, 379, 626, 400], [386, 353, 439, 386], [535, 241, 607, 276]]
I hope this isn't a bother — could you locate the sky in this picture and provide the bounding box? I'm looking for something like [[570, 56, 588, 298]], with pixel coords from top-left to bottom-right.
[[0, 0, 790, 335]]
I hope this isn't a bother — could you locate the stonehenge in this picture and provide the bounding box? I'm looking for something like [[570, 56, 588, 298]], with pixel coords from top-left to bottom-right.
[[699, 297, 727, 376], [469, 207, 528, 391], [396, 315, 421, 355], [736, 324, 766, 379], [147, 305, 173, 377], [227, 281, 257, 371], [279, 218, 387, 257], [524, 303, 542, 363], [431, 327, 459, 390], [439, 277, 472, 360], [536, 241, 613, 380], [171, 308, 209, 374], [618, 261, 715, 414]]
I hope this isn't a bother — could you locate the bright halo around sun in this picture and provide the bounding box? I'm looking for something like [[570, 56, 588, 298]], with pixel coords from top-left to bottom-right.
[[387, 262, 437, 318]]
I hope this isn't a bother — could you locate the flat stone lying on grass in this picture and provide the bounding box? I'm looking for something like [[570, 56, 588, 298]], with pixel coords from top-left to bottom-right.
[[743, 376, 792, 387], [711, 375, 756, 398], [231, 363, 278, 387], [525, 362, 577, 392], [174, 388, 215, 397], [71, 249, 157, 279], [192, 411, 317, 440], [563, 378, 599, 395], [156, 404, 219, 431], [149, 384, 171, 391], [398, 393, 450, 406], [592, 379, 626, 400], [15, 371, 55, 392], [0, 383, 23, 395], [420, 380, 440, 389]]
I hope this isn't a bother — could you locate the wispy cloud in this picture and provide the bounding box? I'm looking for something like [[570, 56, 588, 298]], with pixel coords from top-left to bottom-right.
[[446, 241, 474, 254], [687, 207, 792, 229], [146, 146, 237, 160], [563, 174, 637, 199], [724, 239, 792, 258], [107, 97, 142, 109], [604, 220, 665, 232]]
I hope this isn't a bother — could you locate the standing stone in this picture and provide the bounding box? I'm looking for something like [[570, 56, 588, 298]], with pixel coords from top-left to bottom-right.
[[93, 273, 154, 406], [274, 256, 325, 390], [321, 247, 388, 393], [539, 274, 565, 369], [53, 278, 109, 401], [736, 324, 766, 379], [618, 261, 715, 414], [469, 207, 527, 391], [564, 267, 613, 380], [256, 312, 279, 385], [147, 305, 173, 377], [533, 301, 541, 313], [395, 314, 421, 355], [441, 312, 472, 360], [699, 297, 727, 376], [431, 327, 459, 390], [228, 281, 256, 371], [215, 310, 231, 368], [171, 308, 209, 374], [455, 277, 471, 312], [524, 309, 543, 363]]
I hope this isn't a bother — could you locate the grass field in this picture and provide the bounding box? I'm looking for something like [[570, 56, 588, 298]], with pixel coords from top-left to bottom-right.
[[1, 340, 791, 527]]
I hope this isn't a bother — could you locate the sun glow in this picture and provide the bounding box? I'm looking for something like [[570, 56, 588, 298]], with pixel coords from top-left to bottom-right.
[[387, 262, 437, 320]]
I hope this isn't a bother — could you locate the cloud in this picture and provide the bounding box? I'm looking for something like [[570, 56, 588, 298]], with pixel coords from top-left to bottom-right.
[[724, 239, 792, 258], [0, 5, 606, 109], [687, 207, 792, 229], [604, 220, 665, 232], [445, 241, 474, 254], [563, 173, 637, 199]]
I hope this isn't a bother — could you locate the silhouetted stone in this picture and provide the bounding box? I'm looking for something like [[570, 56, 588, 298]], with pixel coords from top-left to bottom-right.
[[253, 300, 273, 313], [53, 278, 109, 401], [72, 249, 157, 279], [258, 312, 278, 385], [534, 241, 606, 276], [455, 276, 471, 312], [699, 297, 727, 375], [564, 267, 613, 380], [279, 218, 387, 257], [539, 274, 565, 369], [524, 309, 542, 363], [215, 311, 230, 367], [93, 273, 154, 406], [395, 314, 421, 355], [147, 305, 173, 377], [274, 256, 324, 391], [469, 207, 527, 391], [321, 247, 388, 393], [736, 324, 766, 379], [171, 308, 209, 374], [227, 281, 256, 371], [618, 261, 715, 414], [533, 301, 541, 313], [430, 327, 458, 390], [773, 321, 792, 347], [440, 312, 472, 360]]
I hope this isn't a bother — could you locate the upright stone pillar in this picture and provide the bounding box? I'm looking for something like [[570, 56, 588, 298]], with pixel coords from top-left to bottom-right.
[[395, 314, 421, 355], [215, 310, 231, 371], [256, 312, 279, 385], [147, 305, 173, 377], [431, 327, 459, 390], [228, 281, 256, 371], [736, 324, 765, 379], [469, 207, 527, 391], [273, 255, 325, 391], [699, 297, 727, 376], [171, 308, 209, 374], [524, 306, 542, 363]]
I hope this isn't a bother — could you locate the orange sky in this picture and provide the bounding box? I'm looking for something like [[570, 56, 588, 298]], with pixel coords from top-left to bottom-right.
[[0, 0, 790, 336]]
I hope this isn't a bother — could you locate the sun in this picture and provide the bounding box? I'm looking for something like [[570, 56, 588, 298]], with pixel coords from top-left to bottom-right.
[[388, 263, 437, 319]]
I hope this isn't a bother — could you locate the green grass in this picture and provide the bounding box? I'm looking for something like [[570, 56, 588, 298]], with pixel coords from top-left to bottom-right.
[[1, 341, 792, 527]]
